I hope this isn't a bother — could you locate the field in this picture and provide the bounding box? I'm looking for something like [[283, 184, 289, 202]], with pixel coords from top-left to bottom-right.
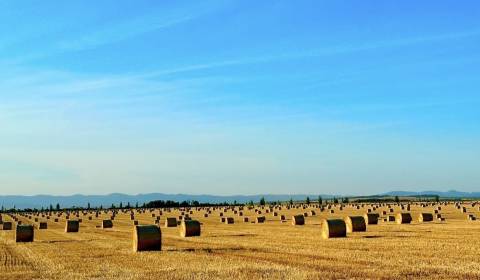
[[1, 202, 480, 279]]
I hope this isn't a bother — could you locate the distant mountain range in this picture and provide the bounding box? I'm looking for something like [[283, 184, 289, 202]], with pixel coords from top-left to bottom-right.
[[0, 190, 478, 209], [0, 193, 334, 209], [381, 190, 480, 198]]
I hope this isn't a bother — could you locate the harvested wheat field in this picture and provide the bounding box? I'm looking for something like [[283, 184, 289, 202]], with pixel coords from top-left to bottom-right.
[[1, 202, 480, 280]]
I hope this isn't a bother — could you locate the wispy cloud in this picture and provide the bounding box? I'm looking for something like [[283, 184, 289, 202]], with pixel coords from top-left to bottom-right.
[[56, 13, 196, 51], [140, 29, 480, 78]]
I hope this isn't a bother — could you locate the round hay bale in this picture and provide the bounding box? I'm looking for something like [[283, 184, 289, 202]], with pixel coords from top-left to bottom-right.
[[363, 213, 379, 225], [243, 217, 249, 223], [102, 220, 113, 229], [220, 217, 226, 223], [180, 220, 201, 237], [133, 225, 161, 252], [280, 215, 286, 221], [65, 220, 79, 233], [292, 215, 305, 226], [39, 222, 48, 229], [255, 216, 266, 223], [418, 213, 433, 222], [387, 215, 395, 222], [396, 213, 412, 224], [2, 222, 13, 230], [16, 225, 34, 242], [321, 219, 347, 239], [225, 217, 234, 224], [165, 217, 177, 227], [344, 216, 366, 233]]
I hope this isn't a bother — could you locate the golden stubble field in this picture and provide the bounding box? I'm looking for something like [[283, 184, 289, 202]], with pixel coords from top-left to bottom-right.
[[1, 202, 479, 280]]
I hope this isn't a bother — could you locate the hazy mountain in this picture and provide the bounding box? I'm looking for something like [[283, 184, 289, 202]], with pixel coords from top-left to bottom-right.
[[0, 193, 334, 209], [1, 190, 478, 209], [381, 190, 480, 198]]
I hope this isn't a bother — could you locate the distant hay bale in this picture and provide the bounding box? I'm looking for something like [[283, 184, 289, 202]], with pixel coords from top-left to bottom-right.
[[165, 217, 177, 227], [16, 225, 34, 242], [292, 215, 305, 225], [180, 220, 201, 237], [280, 215, 286, 221], [363, 213, 379, 225], [344, 216, 366, 233], [321, 219, 347, 239], [255, 216, 266, 223], [243, 217, 249, 223], [102, 220, 113, 229], [225, 217, 234, 224], [396, 213, 412, 224], [387, 216, 395, 222], [418, 213, 433, 222], [220, 217, 226, 223], [65, 220, 80, 233], [39, 222, 48, 229], [133, 220, 139, 225], [2, 222, 13, 230], [133, 225, 161, 252]]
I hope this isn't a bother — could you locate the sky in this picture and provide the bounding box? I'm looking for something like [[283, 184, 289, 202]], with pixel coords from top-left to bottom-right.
[[0, 1, 479, 196]]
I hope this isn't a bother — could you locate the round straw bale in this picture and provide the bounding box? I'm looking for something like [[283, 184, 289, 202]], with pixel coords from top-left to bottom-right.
[[363, 213, 379, 225], [39, 222, 48, 229], [396, 213, 412, 224], [344, 216, 366, 233], [16, 225, 34, 242], [255, 216, 266, 223], [387, 215, 395, 222], [292, 215, 305, 225], [225, 217, 234, 224], [180, 220, 201, 237], [418, 213, 433, 222], [243, 217, 249, 222], [65, 220, 79, 232], [2, 222, 13, 230], [133, 225, 161, 252], [321, 219, 347, 239], [102, 220, 113, 229], [165, 217, 177, 227]]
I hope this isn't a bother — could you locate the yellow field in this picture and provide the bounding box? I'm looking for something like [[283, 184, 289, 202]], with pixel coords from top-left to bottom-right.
[[1, 203, 479, 279]]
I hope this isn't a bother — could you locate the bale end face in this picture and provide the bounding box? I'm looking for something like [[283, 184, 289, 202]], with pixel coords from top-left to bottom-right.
[[396, 213, 412, 224], [65, 220, 80, 233], [133, 225, 161, 252], [165, 218, 177, 228], [344, 216, 366, 233], [102, 220, 113, 229], [292, 215, 305, 226], [16, 225, 34, 242], [363, 213, 379, 225], [321, 219, 347, 239], [180, 220, 201, 237], [418, 213, 433, 222]]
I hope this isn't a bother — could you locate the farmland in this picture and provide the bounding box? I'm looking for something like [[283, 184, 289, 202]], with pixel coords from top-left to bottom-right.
[[1, 202, 479, 279]]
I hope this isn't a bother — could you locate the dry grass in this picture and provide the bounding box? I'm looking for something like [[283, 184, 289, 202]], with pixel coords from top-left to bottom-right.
[[1, 203, 480, 279]]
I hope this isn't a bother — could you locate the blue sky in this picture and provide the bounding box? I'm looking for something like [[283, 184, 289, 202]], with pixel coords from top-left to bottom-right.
[[0, 1, 479, 195]]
